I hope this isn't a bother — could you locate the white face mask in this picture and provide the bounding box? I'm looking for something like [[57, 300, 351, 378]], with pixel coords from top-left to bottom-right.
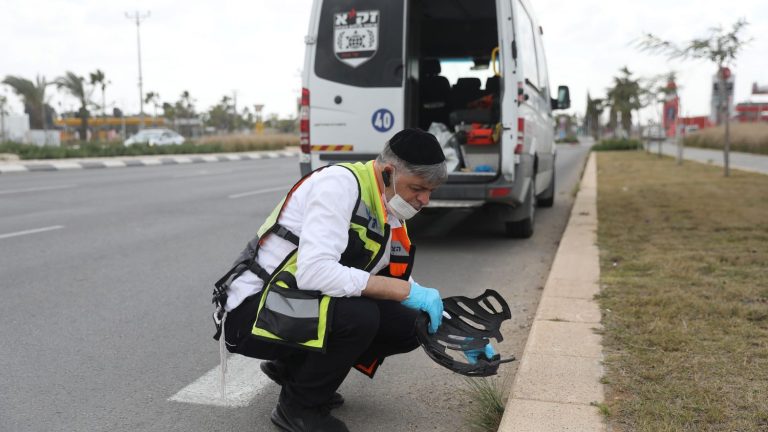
[[384, 170, 420, 220]]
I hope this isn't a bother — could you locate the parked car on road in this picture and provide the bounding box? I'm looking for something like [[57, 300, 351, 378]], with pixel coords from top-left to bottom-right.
[[124, 128, 185, 146]]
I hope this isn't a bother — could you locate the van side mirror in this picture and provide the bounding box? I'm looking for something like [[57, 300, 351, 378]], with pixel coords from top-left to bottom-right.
[[551, 85, 571, 110]]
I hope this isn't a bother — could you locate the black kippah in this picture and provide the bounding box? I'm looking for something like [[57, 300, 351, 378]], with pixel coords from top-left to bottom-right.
[[388, 128, 446, 165]]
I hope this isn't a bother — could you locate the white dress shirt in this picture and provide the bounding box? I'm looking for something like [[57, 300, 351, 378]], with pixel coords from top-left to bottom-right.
[[225, 165, 401, 312]]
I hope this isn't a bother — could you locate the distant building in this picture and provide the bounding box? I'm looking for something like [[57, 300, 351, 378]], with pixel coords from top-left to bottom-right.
[[735, 102, 768, 123]]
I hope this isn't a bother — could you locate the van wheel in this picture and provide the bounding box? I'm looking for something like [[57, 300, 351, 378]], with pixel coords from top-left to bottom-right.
[[505, 180, 535, 239], [537, 170, 555, 208]]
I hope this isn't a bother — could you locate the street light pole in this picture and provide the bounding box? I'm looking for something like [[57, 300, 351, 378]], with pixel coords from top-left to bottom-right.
[[126, 10, 150, 129]]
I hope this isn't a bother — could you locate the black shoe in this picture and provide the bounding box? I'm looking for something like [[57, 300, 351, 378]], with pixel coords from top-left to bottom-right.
[[270, 402, 349, 432], [261, 361, 345, 409]]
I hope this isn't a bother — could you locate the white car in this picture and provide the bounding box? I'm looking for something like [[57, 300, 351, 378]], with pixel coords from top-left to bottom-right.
[[124, 128, 185, 146]]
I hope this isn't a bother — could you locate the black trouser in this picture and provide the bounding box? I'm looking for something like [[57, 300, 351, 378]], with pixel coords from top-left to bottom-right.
[[225, 293, 420, 408]]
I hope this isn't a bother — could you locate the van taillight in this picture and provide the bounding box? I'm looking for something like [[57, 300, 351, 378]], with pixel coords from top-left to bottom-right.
[[300, 88, 310, 154], [515, 118, 525, 154]]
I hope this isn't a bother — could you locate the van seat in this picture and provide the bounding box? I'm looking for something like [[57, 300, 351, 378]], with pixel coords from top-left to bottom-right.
[[485, 76, 500, 96], [451, 78, 482, 110], [419, 59, 452, 129]]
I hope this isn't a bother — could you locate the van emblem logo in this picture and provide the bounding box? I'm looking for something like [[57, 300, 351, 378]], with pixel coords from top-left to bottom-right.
[[333, 9, 380, 68]]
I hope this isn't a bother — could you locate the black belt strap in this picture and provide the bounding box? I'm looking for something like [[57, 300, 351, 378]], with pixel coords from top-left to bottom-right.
[[249, 261, 272, 283]]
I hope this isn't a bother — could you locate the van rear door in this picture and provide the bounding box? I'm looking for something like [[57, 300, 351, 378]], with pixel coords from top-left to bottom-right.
[[307, 0, 405, 167]]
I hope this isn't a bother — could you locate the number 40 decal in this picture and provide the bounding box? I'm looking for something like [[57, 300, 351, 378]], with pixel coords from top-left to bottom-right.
[[371, 109, 394, 132]]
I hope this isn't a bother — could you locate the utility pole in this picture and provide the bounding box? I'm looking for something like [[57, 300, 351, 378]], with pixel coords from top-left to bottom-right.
[[126, 10, 150, 129]]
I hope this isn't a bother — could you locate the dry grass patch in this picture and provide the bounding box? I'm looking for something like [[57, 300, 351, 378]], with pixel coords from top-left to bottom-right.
[[193, 133, 298, 152], [683, 122, 768, 155], [596, 152, 768, 431]]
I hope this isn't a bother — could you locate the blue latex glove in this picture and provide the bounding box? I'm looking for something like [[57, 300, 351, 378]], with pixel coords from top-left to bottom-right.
[[464, 343, 497, 364], [401, 282, 443, 334]]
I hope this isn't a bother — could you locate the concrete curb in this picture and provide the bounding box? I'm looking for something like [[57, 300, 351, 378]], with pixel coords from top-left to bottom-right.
[[0, 149, 298, 175], [498, 152, 605, 431]]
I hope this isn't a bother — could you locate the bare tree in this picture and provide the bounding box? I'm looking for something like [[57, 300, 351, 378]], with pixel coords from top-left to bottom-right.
[[637, 19, 751, 176]]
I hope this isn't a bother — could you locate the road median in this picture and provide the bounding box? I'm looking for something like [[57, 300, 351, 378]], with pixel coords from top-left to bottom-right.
[[597, 152, 768, 430]]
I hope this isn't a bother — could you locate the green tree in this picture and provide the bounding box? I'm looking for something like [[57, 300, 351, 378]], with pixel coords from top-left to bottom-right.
[[584, 93, 605, 140], [176, 90, 196, 118], [56, 71, 95, 141], [637, 18, 751, 176], [89, 69, 109, 117], [605, 67, 642, 137], [2, 75, 53, 129]]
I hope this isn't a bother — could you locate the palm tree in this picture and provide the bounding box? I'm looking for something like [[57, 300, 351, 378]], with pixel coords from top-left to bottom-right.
[[89, 69, 109, 117], [2, 75, 52, 129], [144, 91, 161, 118], [56, 71, 94, 141]]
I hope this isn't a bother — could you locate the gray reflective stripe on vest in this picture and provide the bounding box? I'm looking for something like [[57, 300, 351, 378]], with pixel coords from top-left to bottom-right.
[[391, 240, 408, 257], [264, 291, 320, 319], [355, 200, 384, 236]]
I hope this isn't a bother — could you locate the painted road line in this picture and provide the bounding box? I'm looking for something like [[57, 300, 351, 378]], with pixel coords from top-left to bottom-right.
[[174, 157, 193, 164], [0, 225, 64, 240], [202, 155, 219, 162], [0, 184, 77, 196], [168, 356, 272, 407], [228, 186, 288, 199]]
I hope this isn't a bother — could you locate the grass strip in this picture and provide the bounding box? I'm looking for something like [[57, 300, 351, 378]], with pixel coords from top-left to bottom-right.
[[596, 152, 768, 431], [683, 122, 768, 155], [0, 133, 296, 160]]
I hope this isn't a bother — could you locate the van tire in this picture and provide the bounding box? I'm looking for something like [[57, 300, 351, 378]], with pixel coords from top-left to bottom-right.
[[505, 180, 535, 239], [537, 169, 555, 208]]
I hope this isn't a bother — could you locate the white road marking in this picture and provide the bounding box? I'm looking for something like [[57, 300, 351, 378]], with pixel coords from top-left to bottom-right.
[[0, 184, 76, 195], [171, 169, 232, 179], [168, 355, 273, 407], [0, 225, 64, 240], [174, 157, 193, 164], [228, 186, 288, 199]]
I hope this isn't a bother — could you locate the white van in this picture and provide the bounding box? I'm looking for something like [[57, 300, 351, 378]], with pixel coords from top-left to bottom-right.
[[299, 0, 570, 238]]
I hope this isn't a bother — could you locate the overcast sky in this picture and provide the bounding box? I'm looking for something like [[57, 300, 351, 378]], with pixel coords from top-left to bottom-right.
[[2, 0, 766, 122]]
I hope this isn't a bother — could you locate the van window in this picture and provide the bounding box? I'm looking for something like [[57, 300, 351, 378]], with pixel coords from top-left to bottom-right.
[[534, 31, 551, 99], [516, 1, 540, 90], [315, 0, 404, 87]]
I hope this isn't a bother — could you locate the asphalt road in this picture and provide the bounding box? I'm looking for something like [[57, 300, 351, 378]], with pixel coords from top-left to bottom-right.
[[648, 140, 768, 174], [0, 143, 590, 432]]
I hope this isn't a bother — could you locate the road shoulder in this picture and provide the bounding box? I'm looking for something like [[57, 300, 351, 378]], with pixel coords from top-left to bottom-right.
[[498, 152, 605, 432]]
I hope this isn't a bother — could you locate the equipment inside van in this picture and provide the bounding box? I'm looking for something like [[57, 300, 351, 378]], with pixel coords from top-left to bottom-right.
[[300, 0, 570, 238]]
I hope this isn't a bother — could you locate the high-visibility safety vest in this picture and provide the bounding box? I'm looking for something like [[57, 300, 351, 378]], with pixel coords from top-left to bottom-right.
[[213, 161, 414, 362]]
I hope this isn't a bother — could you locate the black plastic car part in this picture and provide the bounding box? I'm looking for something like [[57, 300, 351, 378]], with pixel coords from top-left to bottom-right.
[[415, 289, 516, 377]]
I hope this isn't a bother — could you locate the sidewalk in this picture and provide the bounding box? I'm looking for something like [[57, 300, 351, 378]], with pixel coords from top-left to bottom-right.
[[0, 148, 298, 175], [649, 140, 768, 175], [498, 152, 605, 431]]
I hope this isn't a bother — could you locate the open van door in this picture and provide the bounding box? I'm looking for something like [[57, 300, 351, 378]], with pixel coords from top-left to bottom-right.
[[302, 0, 406, 173]]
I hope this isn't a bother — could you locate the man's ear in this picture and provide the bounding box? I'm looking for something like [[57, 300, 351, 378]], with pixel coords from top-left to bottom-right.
[[382, 169, 392, 187]]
